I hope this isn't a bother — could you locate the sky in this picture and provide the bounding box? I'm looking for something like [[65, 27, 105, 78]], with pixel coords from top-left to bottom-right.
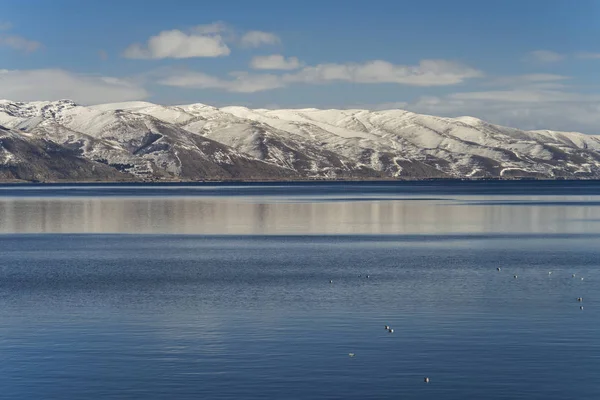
[[1, 0, 600, 133]]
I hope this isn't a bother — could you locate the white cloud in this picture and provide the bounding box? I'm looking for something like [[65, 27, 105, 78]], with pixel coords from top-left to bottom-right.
[[525, 50, 565, 63], [123, 29, 230, 59], [576, 52, 600, 60], [487, 74, 571, 91], [193, 22, 238, 43], [449, 89, 600, 103], [441, 72, 593, 105], [399, 89, 600, 134], [0, 69, 148, 104], [240, 31, 280, 48], [0, 22, 41, 53], [123, 24, 284, 57], [501, 73, 569, 83], [158, 58, 483, 93], [286, 59, 483, 86], [159, 71, 284, 93], [0, 35, 41, 53], [250, 55, 302, 70], [392, 69, 600, 133], [350, 70, 600, 133]]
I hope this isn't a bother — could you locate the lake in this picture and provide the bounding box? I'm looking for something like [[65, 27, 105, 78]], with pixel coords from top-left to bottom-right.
[[0, 181, 599, 399]]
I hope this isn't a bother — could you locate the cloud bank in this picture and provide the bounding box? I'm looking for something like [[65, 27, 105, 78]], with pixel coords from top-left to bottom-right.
[[398, 73, 600, 134], [159, 59, 483, 92], [525, 50, 565, 63], [0, 69, 148, 104], [240, 31, 280, 48], [250, 55, 302, 70]]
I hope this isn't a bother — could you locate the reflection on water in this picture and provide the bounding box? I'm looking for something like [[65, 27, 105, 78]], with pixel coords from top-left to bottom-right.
[[0, 195, 599, 234], [2, 184, 600, 400]]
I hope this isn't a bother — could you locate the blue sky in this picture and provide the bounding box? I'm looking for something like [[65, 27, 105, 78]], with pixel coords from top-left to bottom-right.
[[2, 0, 600, 133]]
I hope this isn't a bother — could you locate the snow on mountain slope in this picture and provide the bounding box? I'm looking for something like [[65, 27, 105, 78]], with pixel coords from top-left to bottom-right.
[[219, 105, 600, 178], [0, 100, 297, 180], [1, 99, 600, 181], [222, 107, 380, 140], [0, 124, 131, 182], [119, 103, 388, 177], [216, 106, 430, 176]]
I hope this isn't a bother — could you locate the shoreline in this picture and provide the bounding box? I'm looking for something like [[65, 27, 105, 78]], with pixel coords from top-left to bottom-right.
[[1, 177, 600, 185]]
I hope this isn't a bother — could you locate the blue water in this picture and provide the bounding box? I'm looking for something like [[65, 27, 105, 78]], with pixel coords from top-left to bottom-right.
[[0, 182, 599, 399]]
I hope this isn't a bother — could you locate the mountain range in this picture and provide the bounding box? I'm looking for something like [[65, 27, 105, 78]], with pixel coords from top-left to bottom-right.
[[1, 99, 599, 182]]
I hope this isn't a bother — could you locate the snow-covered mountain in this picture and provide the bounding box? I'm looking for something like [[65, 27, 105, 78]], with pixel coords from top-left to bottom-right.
[[0, 123, 130, 182], [1, 99, 600, 181]]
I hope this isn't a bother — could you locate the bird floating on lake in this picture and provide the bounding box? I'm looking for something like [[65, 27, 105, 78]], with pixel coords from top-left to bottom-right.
[[497, 267, 501, 271], [329, 280, 333, 284], [548, 271, 552, 275], [424, 377, 430, 383], [514, 275, 518, 279], [348, 353, 355, 357], [580, 306, 584, 310], [577, 297, 583, 302], [388, 328, 394, 333], [385, 325, 390, 330], [366, 275, 370, 278], [573, 274, 576, 278]]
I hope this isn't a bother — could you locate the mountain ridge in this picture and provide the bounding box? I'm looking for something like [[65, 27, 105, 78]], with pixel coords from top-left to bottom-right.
[[1, 99, 599, 182]]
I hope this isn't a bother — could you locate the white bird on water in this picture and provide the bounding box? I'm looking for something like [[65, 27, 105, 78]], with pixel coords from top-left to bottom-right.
[[385, 325, 390, 330], [388, 328, 394, 333], [497, 267, 501, 271], [348, 353, 355, 357], [514, 275, 518, 279], [424, 377, 430, 383]]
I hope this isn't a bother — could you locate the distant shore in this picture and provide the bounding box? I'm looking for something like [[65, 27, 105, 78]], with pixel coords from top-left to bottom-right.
[[2, 177, 600, 185]]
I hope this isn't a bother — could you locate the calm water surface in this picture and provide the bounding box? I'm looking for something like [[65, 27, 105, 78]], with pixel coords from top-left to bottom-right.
[[0, 182, 599, 399]]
